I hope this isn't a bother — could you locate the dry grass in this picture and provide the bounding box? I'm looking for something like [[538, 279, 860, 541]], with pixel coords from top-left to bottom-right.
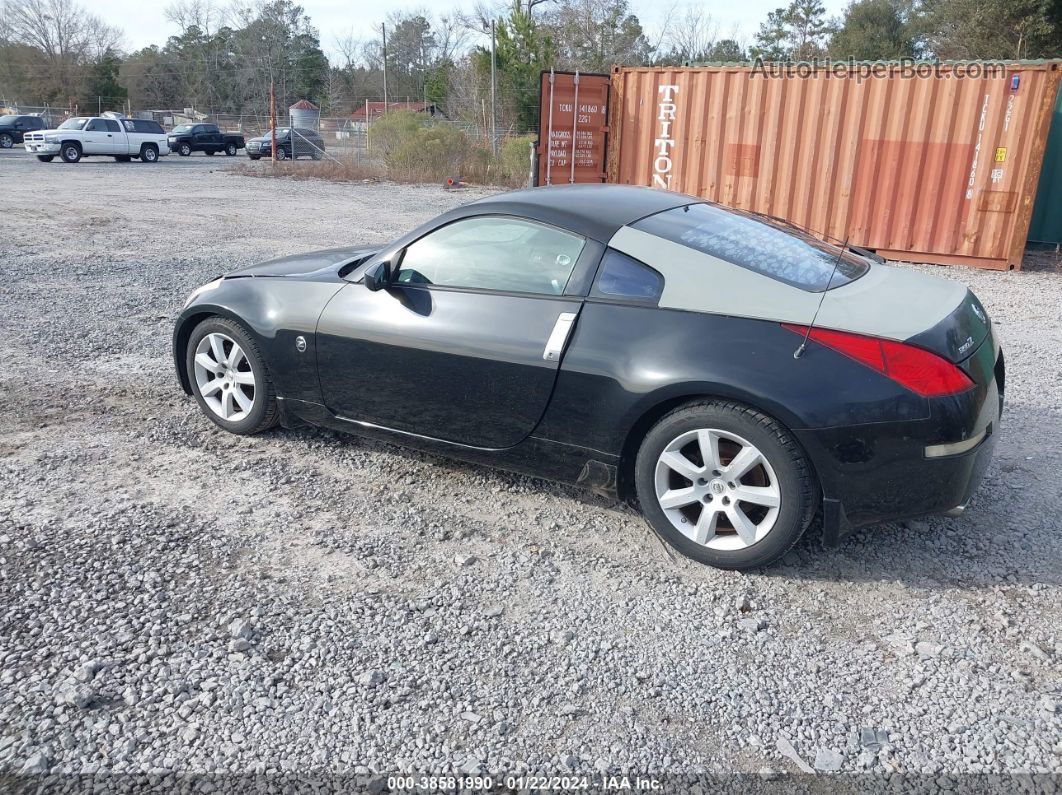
[[228, 158, 385, 183], [228, 114, 536, 190]]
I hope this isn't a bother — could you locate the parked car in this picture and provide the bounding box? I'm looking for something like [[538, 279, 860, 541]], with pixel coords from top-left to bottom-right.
[[245, 128, 324, 160], [167, 123, 245, 156], [24, 115, 169, 163], [0, 114, 46, 149], [173, 185, 1003, 571]]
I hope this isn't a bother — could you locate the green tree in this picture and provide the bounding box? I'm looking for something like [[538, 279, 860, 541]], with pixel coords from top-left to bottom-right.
[[752, 0, 834, 60], [914, 0, 1061, 58], [545, 0, 653, 71], [830, 0, 915, 59], [474, 6, 555, 132], [85, 47, 127, 109]]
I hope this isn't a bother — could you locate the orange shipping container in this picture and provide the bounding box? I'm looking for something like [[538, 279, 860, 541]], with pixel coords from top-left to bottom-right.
[[607, 62, 1062, 270]]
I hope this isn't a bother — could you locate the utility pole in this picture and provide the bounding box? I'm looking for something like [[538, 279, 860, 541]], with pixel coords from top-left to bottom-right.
[[490, 20, 497, 155], [270, 75, 277, 163], [381, 23, 389, 108]]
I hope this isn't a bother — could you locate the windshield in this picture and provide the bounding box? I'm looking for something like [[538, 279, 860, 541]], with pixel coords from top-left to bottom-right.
[[0, 115, 17, 125], [632, 203, 869, 292], [171, 125, 192, 134], [59, 118, 89, 130]]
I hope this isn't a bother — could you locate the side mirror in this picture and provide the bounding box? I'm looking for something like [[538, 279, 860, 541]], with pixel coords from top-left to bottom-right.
[[363, 260, 392, 291]]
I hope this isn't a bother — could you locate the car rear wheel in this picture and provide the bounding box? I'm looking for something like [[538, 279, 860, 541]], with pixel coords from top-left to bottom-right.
[[60, 142, 82, 163], [276, 147, 288, 160], [186, 318, 278, 435], [36, 155, 54, 162], [634, 400, 817, 571], [225, 143, 237, 156], [140, 144, 158, 163], [178, 142, 191, 156], [311, 150, 323, 160], [0, 134, 13, 148], [249, 155, 260, 160]]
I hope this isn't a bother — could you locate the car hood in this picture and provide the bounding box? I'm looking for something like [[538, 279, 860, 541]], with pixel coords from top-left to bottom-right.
[[247, 136, 281, 144], [225, 246, 379, 279]]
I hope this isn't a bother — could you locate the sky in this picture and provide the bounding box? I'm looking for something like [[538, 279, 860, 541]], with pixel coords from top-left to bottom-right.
[[92, 0, 851, 61]]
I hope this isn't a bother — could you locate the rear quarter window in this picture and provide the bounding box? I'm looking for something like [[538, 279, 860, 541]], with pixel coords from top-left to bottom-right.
[[632, 203, 869, 292], [592, 249, 663, 303]]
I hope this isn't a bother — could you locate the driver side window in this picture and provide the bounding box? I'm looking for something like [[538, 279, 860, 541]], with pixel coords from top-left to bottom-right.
[[395, 217, 585, 295]]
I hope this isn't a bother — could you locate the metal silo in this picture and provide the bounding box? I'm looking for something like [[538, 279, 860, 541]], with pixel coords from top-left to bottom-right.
[[289, 99, 320, 130]]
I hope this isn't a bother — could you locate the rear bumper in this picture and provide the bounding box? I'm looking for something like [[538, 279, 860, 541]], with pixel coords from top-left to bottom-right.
[[798, 345, 1002, 545]]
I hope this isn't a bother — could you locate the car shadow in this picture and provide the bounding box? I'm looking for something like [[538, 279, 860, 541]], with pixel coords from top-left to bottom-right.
[[764, 398, 1062, 588], [269, 396, 1061, 589]]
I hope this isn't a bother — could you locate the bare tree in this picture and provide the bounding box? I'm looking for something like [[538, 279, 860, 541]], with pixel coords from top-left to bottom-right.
[[1, 0, 120, 101], [165, 0, 220, 36], [661, 4, 719, 62]]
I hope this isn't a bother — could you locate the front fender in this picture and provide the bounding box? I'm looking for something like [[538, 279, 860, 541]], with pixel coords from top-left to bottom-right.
[[172, 278, 345, 402]]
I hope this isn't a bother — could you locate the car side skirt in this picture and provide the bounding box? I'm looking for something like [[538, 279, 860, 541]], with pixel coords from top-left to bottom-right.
[[277, 397, 620, 496]]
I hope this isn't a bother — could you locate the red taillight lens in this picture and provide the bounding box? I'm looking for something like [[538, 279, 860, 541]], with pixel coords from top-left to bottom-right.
[[782, 324, 975, 397]]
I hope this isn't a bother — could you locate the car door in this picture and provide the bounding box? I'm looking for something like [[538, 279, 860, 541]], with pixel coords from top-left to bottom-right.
[[104, 119, 127, 153], [82, 119, 113, 154], [205, 124, 223, 150], [315, 215, 590, 449]]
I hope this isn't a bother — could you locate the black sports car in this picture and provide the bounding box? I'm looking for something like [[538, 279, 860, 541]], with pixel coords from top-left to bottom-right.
[[174, 185, 1002, 570]]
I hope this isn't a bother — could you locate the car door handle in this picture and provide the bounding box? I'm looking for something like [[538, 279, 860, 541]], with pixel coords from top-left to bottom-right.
[[543, 312, 577, 361]]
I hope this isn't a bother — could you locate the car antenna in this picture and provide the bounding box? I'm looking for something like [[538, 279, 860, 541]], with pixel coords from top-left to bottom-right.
[[794, 236, 848, 360]]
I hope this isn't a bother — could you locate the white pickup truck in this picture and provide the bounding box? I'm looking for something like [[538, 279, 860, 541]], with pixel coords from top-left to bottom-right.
[[23, 114, 170, 163]]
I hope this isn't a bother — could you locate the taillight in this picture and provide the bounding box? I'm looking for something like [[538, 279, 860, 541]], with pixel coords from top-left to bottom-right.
[[782, 324, 975, 397]]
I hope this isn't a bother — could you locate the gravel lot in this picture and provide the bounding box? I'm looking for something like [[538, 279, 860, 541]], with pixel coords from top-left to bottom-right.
[[1, 149, 1060, 785]]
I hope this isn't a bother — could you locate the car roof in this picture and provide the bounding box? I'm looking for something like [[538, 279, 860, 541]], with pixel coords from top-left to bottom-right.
[[462, 184, 697, 242]]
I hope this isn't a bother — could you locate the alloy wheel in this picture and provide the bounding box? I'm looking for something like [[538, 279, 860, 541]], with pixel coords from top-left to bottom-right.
[[653, 428, 781, 551], [193, 333, 256, 421]]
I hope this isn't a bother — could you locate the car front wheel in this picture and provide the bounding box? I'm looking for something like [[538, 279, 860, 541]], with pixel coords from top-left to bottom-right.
[[178, 143, 191, 156], [634, 400, 817, 571], [186, 318, 279, 435], [60, 142, 82, 163]]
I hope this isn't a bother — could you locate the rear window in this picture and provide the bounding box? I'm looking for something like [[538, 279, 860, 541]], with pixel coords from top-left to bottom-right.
[[123, 119, 163, 134], [632, 203, 869, 291]]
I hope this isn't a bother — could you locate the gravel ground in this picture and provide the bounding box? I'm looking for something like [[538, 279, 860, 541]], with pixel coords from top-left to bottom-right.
[[1, 149, 1060, 786]]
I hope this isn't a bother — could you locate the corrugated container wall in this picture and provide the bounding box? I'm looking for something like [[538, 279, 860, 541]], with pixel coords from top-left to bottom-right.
[[1028, 86, 1062, 243], [608, 63, 1061, 269]]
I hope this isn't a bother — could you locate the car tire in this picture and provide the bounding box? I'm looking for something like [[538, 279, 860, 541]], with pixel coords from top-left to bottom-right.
[[276, 147, 288, 161], [634, 400, 817, 571], [185, 317, 279, 435], [178, 143, 191, 156], [311, 150, 323, 161], [60, 142, 82, 163], [0, 133, 13, 149], [140, 143, 159, 163], [225, 143, 237, 156], [114, 155, 132, 162], [249, 155, 260, 160], [36, 155, 54, 162]]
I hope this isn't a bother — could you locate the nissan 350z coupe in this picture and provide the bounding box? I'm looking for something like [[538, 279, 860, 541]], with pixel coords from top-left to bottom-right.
[[174, 185, 1003, 570]]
